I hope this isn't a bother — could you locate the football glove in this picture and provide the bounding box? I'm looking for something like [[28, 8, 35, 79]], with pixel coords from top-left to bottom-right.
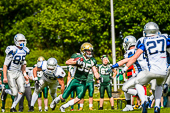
[[116, 66, 128, 78], [109, 76, 114, 80], [76, 58, 83, 66], [35, 80, 40, 90]]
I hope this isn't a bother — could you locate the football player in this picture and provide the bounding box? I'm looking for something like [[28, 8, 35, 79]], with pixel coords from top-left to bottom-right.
[[1, 68, 15, 112], [78, 70, 95, 111], [18, 61, 33, 112], [110, 35, 148, 111], [36, 56, 49, 112], [120, 22, 170, 113], [1, 33, 29, 112], [50, 42, 100, 112], [97, 55, 117, 110], [29, 57, 65, 112]]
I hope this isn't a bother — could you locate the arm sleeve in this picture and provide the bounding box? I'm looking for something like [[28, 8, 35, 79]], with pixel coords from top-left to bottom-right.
[[4, 54, 13, 66]]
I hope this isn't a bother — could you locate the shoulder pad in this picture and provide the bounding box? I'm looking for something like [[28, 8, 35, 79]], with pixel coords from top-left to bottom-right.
[[5, 46, 17, 55], [22, 47, 30, 54]]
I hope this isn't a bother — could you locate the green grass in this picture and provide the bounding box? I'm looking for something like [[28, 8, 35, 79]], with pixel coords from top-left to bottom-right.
[[1, 87, 170, 113]]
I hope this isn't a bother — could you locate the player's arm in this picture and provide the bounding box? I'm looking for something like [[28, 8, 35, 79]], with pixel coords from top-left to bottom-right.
[[92, 66, 100, 79], [111, 58, 130, 70], [126, 49, 143, 69], [67, 71, 71, 84], [33, 66, 42, 80], [21, 63, 29, 80], [112, 68, 117, 78], [3, 65, 8, 83], [65, 58, 77, 65], [57, 77, 65, 94], [3, 53, 13, 83]]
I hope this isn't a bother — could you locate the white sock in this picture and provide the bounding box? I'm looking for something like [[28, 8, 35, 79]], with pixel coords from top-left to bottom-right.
[[155, 86, 162, 107], [11, 93, 23, 108], [124, 92, 131, 100], [80, 104, 84, 108], [54, 94, 61, 103], [135, 84, 146, 104], [127, 89, 137, 96], [31, 92, 38, 106], [62, 99, 75, 108], [89, 104, 93, 108], [150, 94, 154, 100], [45, 106, 48, 110], [39, 106, 42, 110], [5, 89, 12, 95]]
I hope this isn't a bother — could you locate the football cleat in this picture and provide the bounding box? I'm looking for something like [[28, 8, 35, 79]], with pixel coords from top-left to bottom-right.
[[59, 106, 65, 112], [89, 107, 93, 110], [1, 109, 5, 112], [70, 109, 74, 111], [44, 109, 48, 112], [122, 105, 133, 111], [39, 109, 42, 112], [154, 106, 160, 113], [98, 107, 103, 110], [142, 101, 149, 113], [10, 108, 17, 112], [28, 106, 34, 112]]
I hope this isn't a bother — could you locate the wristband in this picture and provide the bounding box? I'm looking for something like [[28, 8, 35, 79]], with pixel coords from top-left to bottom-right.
[[123, 66, 128, 72], [34, 77, 38, 81], [112, 63, 119, 68], [23, 72, 27, 77]]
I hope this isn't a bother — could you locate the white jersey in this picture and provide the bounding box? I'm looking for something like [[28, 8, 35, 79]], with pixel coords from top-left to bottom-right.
[[4, 45, 29, 71], [37, 61, 66, 80], [124, 48, 148, 74], [136, 34, 170, 75]]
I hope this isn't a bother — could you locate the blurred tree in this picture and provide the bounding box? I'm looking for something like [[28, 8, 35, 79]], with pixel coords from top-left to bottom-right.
[[0, 0, 170, 66]]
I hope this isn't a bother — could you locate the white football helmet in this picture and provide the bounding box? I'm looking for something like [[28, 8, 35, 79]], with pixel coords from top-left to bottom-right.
[[123, 35, 136, 51], [14, 33, 27, 47], [47, 58, 58, 71], [143, 22, 161, 37]]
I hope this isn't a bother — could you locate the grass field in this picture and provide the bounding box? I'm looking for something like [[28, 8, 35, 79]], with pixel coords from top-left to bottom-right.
[[1, 87, 170, 113]]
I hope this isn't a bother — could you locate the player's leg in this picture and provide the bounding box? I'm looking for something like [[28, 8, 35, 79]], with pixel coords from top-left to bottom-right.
[[43, 86, 48, 111], [25, 86, 32, 111], [38, 92, 42, 111], [59, 80, 86, 112], [30, 78, 47, 111], [70, 91, 75, 111], [106, 84, 114, 110], [7, 71, 24, 111], [50, 79, 77, 110], [88, 82, 94, 110], [154, 75, 166, 112], [18, 92, 25, 112], [1, 92, 7, 112], [99, 85, 105, 110], [79, 83, 88, 111]]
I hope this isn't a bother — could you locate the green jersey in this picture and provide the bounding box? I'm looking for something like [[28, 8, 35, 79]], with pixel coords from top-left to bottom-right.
[[97, 64, 112, 85], [86, 70, 94, 83], [71, 53, 97, 81]]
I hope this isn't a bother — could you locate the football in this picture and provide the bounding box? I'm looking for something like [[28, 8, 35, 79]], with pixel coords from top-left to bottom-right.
[[73, 57, 84, 61]]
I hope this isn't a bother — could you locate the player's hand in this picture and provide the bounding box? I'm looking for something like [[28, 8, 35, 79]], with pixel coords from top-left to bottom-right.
[[35, 80, 40, 90], [99, 77, 103, 83], [3, 78, 8, 83], [76, 58, 84, 66], [109, 76, 114, 80], [124, 78, 127, 82], [24, 75, 29, 80], [107, 67, 113, 73]]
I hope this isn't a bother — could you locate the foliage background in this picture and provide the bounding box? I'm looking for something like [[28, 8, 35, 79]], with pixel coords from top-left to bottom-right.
[[0, 0, 170, 66]]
